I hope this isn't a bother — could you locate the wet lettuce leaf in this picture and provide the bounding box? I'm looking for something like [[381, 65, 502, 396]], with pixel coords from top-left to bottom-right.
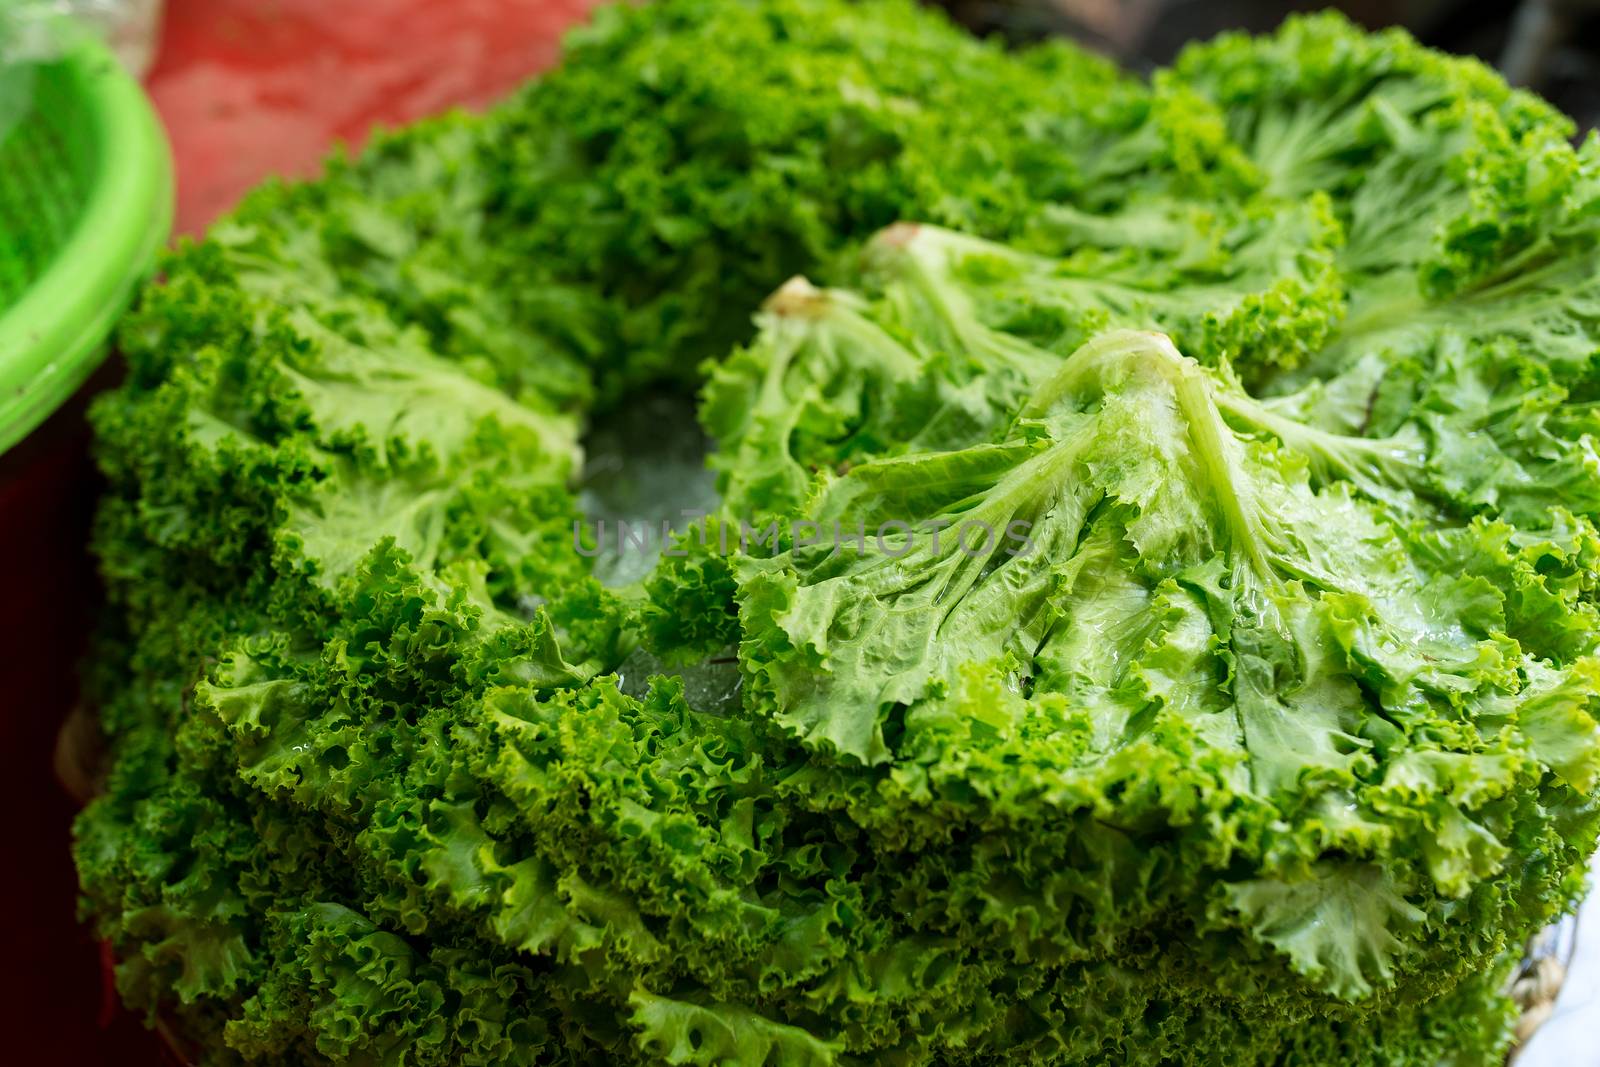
[[75, 4, 1600, 1066]]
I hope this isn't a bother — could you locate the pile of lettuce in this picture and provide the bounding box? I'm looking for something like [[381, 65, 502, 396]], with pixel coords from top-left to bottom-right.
[[76, 1, 1600, 1064]]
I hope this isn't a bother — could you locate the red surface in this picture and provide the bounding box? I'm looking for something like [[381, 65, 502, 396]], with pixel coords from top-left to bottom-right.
[[150, 0, 596, 235], [0, 1, 592, 1062]]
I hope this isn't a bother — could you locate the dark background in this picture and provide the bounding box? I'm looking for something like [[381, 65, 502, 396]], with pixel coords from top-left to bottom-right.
[[937, 0, 1600, 131]]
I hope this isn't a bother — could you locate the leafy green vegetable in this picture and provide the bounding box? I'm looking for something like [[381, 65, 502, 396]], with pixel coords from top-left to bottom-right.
[[76, 2, 1600, 1066], [733, 326, 1599, 1001]]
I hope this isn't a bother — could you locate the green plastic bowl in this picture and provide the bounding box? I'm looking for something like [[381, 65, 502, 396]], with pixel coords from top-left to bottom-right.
[[0, 27, 172, 455]]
